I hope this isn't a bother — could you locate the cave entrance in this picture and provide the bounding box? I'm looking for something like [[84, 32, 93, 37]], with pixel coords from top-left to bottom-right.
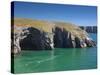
[[19, 27, 42, 51]]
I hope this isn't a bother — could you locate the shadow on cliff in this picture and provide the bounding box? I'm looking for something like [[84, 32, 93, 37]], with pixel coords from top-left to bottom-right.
[[20, 27, 52, 50]]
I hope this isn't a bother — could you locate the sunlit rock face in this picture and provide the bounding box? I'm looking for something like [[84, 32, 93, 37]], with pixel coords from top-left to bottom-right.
[[11, 26, 54, 54], [11, 25, 96, 54], [12, 18, 96, 54], [53, 27, 96, 48], [84, 37, 96, 47], [44, 32, 54, 49], [11, 26, 29, 54]]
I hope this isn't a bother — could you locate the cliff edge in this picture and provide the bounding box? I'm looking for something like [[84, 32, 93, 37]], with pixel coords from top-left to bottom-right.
[[11, 18, 96, 54]]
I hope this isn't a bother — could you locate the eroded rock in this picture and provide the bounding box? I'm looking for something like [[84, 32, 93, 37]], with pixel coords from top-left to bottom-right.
[[20, 27, 54, 50], [11, 25, 96, 54], [11, 26, 54, 54]]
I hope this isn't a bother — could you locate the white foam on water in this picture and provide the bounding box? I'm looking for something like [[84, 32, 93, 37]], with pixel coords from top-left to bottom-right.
[[37, 55, 59, 63]]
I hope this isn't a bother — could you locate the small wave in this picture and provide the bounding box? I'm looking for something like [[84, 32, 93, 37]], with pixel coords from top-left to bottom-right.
[[37, 55, 59, 63]]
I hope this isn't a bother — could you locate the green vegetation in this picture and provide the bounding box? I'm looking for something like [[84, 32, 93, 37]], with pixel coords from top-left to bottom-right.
[[13, 18, 54, 33], [13, 18, 88, 39]]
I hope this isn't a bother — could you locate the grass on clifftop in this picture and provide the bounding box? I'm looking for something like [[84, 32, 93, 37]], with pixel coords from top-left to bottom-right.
[[13, 18, 88, 39], [54, 22, 88, 39], [13, 18, 54, 33]]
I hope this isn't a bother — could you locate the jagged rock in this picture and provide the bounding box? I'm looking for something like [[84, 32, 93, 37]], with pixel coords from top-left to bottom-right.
[[12, 26, 54, 54], [54, 27, 63, 48], [84, 37, 96, 47], [54, 27, 76, 48], [11, 26, 29, 54], [75, 37, 88, 48], [70, 34, 76, 48], [75, 37, 81, 48], [12, 18, 97, 54], [20, 27, 54, 50], [62, 28, 75, 48]]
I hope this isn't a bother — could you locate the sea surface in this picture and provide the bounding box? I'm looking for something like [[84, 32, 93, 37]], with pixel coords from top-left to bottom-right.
[[14, 33, 97, 73]]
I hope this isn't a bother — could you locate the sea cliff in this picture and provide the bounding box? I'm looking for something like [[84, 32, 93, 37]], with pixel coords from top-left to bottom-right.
[[11, 18, 96, 54]]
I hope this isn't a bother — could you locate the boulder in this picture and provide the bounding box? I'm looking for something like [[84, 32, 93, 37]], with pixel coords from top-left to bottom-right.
[[84, 37, 96, 47]]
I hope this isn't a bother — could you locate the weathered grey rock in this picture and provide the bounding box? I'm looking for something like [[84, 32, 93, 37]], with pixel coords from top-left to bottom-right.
[[54, 27, 63, 48], [54, 27, 76, 48], [75, 37, 81, 48], [84, 37, 96, 47], [20, 27, 54, 50], [53, 27, 96, 48], [12, 25, 96, 54], [70, 34, 76, 48], [12, 27, 54, 54], [11, 26, 29, 54], [62, 28, 75, 48], [75, 37, 88, 48]]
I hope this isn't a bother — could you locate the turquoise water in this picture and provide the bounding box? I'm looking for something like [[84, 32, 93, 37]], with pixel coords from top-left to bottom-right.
[[14, 33, 97, 73]]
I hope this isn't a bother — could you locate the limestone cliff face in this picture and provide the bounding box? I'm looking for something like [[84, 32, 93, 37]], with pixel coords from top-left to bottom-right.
[[54, 27, 76, 48], [20, 27, 54, 50], [11, 26, 30, 54], [11, 18, 96, 54], [54, 27, 96, 48], [11, 26, 54, 54]]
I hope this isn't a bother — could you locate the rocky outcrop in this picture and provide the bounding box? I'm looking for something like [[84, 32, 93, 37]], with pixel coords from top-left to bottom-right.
[[11, 26, 30, 54], [62, 28, 76, 48], [80, 26, 97, 33], [11, 26, 54, 54], [11, 18, 96, 54], [54, 27, 96, 48], [20, 27, 54, 50], [84, 38, 96, 47], [54, 27, 76, 48]]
